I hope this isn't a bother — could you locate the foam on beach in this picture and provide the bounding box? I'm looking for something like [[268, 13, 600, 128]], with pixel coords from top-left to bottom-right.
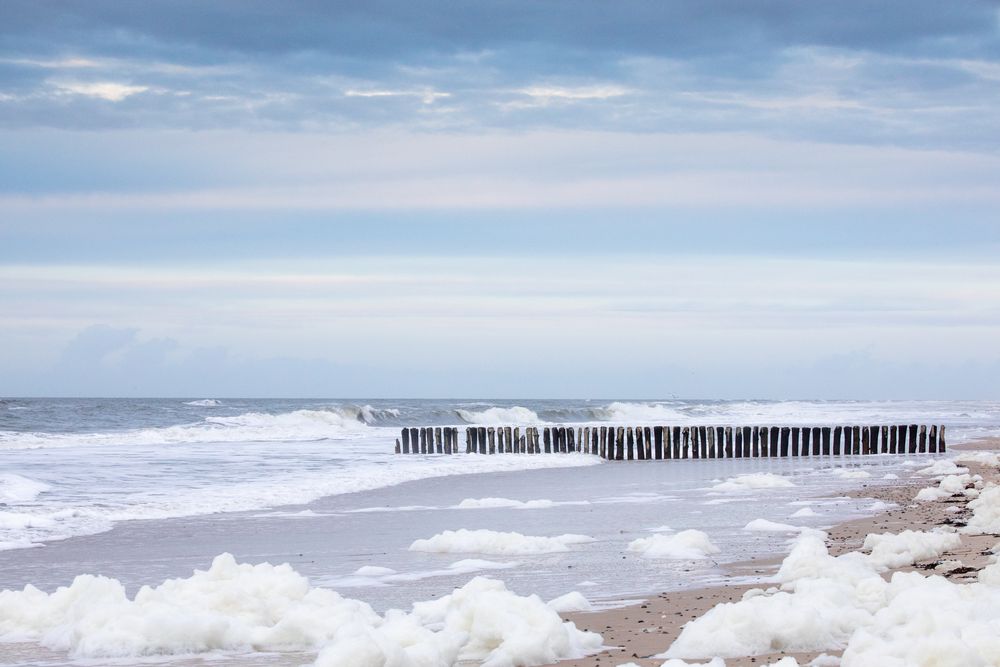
[[711, 473, 796, 492], [628, 530, 721, 560], [456, 497, 558, 510], [743, 519, 803, 533], [657, 465, 1000, 666], [0, 553, 601, 666], [409, 529, 596, 555], [661, 527, 966, 660]]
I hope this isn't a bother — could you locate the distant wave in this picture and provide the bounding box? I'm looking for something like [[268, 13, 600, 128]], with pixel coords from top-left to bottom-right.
[[455, 406, 544, 424], [184, 399, 223, 407], [588, 402, 689, 422], [0, 407, 378, 450]]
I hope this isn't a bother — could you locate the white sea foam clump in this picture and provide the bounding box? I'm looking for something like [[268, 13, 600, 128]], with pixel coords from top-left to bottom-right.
[[862, 530, 962, 570], [661, 527, 969, 662], [964, 485, 1000, 534], [456, 497, 556, 510], [832, 469, 871, 479], [711, 473, 795, 492], [455, 406, 544, 424], [790, 507, 818, 518], [410, 529, 595, 555], [915, 473, 980, 502], [628, 530, 720, 560], [744, 519, 803, 533], [0, 553, 601, 666], [954, 451, 1000, 467], [0, 474, 51, 503], [917, 460, 968, 476], [547, 591, 593, 612]]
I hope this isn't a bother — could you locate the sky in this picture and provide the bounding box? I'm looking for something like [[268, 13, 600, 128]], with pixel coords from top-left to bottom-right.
[[2, 0, 1000, 399]]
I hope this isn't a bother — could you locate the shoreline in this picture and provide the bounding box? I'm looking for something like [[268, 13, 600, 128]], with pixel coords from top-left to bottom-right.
[[553, 437, 1000, 666]]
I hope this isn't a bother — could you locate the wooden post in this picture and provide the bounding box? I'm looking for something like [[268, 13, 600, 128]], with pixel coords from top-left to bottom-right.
[[615, 427, 625, 460], [779, 427, 790, 457], [625, 427, 634, 460], [435, 427, 443, 454], [567, 427, 576, 453], [654, 426, 664, 459], [940, 425, 946, 451], [861, 426, 871, 455], [917, 425, 927, 453], [819, 427, 829, 455], [802, 427, 811, 455], [790, 427, 800, 457], [581, 427, 589, 454], [832, 426, 842, 455], [477, 427, 487, 454], [486, 427, 494, 454], [543, 427, 551, 453], [810, 427, 820, 455], [768, 427, 778, 457], [908, 424, 918, 454], [672, 426, 682, 459], [465, 427, 473, 453], [402, 428, 411, 454], [852, 426, 861, 455], [928, 425, 938, 453], [733, 427, 742, 458], [681, 427, 689, 459], [741, 426, 751, 457], [443, 429, 450, 455], [644, 427, 652, 459], [592, 427, 599, 455], [395, 438, 400, 454], [599, 426, 606, 458], [888, 425, 897, 454], [635, 427, 646, 460], [880, 425, 888, 454], [417, 427, 426, 454], [705, 427, 715, 459], [751, 426, 760, 457], [691, 426, 700, 459]]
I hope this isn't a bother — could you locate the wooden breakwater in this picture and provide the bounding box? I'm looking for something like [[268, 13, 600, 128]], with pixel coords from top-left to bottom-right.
[[395, 424, 946, 459]]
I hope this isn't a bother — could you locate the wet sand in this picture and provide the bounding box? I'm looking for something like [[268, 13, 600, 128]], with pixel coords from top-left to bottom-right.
[[553, 438, 1000, 667]]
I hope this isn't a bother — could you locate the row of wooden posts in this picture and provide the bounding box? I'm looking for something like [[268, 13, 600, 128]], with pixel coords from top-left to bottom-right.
[[395, 424, 946, 458]]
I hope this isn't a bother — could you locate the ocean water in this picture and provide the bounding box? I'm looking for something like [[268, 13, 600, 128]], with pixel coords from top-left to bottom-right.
[[0, 398, 997, 665]]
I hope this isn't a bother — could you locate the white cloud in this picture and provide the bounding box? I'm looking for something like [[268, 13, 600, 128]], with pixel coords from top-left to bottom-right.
[[516, 85, 630, 101], [54, 81, 149, 101], [344, 88, 450, 104]]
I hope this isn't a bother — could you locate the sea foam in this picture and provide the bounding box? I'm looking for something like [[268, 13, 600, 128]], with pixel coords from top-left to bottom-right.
[[0, 553, 601, 666], [410, 529, 596, 555]]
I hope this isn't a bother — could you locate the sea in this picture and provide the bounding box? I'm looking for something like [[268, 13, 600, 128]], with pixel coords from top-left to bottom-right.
[[1, 398, 998, 665]]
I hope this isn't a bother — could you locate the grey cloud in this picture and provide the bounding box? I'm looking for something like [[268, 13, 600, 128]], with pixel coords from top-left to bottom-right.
[[0, 1, 998, 148]]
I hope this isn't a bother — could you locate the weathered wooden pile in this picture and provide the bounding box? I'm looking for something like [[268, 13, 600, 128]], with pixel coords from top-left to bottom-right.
[[395, 424, 946, 458]]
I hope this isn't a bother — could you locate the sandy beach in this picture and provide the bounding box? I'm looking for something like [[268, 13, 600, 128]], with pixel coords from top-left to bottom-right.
[[553, 437, 1000, 667]]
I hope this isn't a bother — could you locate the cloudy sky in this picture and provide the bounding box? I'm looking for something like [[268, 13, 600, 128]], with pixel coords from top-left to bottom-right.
[[2, 1, 999, 398]]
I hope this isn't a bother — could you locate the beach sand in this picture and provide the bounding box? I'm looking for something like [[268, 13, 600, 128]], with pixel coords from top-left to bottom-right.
[[552, 437, 1000, 667]]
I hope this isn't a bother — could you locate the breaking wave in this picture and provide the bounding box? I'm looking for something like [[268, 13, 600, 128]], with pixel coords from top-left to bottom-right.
[[455, 406, 545, 424]]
